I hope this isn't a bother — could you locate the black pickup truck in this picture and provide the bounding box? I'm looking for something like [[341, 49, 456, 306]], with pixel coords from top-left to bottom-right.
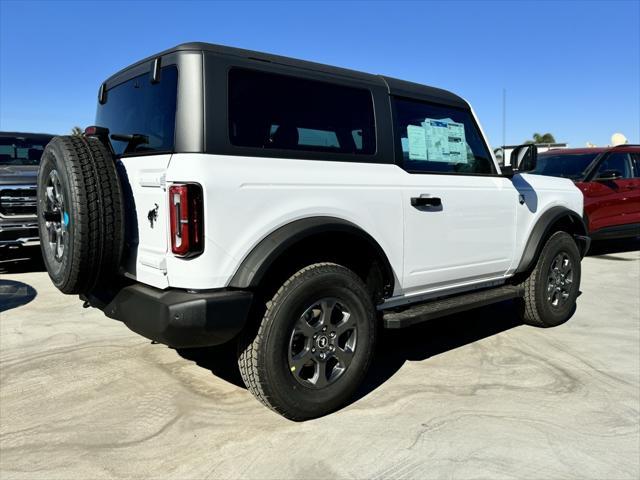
[[0, 132, 53, 256]]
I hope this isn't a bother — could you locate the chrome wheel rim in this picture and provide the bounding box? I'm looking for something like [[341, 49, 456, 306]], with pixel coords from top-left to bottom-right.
[[547, 252, 573, 307], [43, 170, 67, 261], [288, 298, 357, 388]]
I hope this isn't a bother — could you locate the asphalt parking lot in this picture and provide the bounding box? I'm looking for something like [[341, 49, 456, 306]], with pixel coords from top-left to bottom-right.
[[1, 242, 639, 479]]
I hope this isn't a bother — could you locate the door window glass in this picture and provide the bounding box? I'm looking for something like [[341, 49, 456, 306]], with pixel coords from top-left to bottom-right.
[[596, 153, 632, 179], [393, 97, 495, 175]]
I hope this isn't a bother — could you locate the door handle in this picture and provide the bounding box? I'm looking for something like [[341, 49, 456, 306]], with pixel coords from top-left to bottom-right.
[[411, 196, 442, 208]]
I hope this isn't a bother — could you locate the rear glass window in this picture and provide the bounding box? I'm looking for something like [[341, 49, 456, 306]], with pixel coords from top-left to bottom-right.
[[393, 98, 495, 175], [96, 65, 178, 156], [228, 68, 376, 155], [0, 136, 51, 166], [531, 153, 598, 180]]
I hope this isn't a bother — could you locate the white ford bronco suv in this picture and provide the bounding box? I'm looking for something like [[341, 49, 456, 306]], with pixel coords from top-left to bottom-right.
[[37, 43, 590, 420]]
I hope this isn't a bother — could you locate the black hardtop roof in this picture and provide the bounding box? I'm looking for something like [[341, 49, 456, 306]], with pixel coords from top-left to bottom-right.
[[104, 42, 469, 108], [0, 131, 55, 142]]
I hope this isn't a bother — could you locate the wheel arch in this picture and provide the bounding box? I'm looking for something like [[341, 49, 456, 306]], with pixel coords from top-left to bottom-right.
[[515, 206, 590, 276], [228, 216, 396, 300]]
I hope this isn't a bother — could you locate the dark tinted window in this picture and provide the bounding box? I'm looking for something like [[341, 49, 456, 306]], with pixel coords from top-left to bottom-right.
[[228, 69, 375, 155], [96, 66, 178, 156], [0, 136, 51, 165], [596, 152, 632, 179], [393, 98, 495, 175], [630, 153, 640, 177], [531, 152, 598, 180]]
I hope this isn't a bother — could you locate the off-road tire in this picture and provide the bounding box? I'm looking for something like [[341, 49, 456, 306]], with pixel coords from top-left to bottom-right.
[[238, 263, 377, 421], [519, 231, 581, 327], [37, 136, 124, 294]]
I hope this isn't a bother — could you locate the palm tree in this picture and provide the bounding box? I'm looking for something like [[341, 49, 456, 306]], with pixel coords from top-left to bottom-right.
[[525, 132, 556, 144], [71, 126, 83, 136]]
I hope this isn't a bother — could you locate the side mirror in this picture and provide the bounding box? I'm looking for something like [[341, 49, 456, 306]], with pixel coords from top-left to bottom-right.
[[501, 164, 515, 177], [509, 144, 538, 172], [596, 169, 622, 181]]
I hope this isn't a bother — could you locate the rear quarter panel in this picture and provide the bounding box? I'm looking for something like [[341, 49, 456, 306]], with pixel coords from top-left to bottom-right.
[[165, 154, 406, 292]]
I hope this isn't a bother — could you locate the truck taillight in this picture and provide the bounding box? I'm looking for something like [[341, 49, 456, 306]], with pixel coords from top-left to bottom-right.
[[169, 183, 204, 257]]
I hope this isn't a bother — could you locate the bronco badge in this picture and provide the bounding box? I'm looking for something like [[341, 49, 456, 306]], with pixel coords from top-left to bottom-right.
[[147, 203, 159, 228]]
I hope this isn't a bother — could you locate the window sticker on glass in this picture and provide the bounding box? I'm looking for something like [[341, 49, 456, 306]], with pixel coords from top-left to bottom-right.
[[422, 118, 467, 163], [407, 125, 428, 160]]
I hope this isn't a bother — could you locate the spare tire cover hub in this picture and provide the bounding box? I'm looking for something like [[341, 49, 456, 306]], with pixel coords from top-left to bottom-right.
[[43, 169, 67, 261]]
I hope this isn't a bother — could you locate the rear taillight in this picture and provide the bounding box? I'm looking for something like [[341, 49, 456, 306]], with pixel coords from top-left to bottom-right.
[[169, 183, 204, 257]]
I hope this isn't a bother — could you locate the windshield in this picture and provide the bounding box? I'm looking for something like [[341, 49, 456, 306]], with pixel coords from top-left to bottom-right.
[[530, 153, 599, 180], [0, 137, 51, 166]]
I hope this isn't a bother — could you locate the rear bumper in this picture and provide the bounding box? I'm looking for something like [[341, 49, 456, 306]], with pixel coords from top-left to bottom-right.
[[102, 284, 253, 348]]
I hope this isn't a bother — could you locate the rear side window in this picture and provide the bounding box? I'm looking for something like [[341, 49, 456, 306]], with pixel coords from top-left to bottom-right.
[[96, 66, 178, 156], [228, 68, 376, 155], [393, 98, 495, 175]]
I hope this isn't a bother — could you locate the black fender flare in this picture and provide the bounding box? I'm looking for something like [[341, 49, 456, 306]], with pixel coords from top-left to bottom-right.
[[515, 206, 590, 274], [228, 216, 395, 293]]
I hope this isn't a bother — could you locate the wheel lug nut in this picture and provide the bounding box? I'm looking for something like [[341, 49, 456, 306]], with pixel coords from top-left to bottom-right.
[[319, 353, 326, 360], [313, 334, 317, 339], [311, 348, 316, 353], [329, 345, 335, 351], [322, 326, 327, 332], [330, 332, 336, 338]]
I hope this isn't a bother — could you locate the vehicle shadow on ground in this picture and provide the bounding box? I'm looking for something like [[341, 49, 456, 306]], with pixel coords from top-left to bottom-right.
[[176, 300, 523, 402], [587, 237, 639, 257], [0, 279, 38, 313], [354, 300, 522, 403], [177, 341, 246, 388]]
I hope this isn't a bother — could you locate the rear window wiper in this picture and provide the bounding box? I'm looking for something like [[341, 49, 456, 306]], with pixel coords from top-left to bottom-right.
[[110, 133, 150, 154]]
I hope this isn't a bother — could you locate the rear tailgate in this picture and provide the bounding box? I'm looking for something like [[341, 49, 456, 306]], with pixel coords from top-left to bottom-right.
[[119, 155, 171, 288]]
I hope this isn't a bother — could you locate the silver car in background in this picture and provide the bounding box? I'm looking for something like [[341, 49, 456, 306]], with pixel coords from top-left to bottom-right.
[[0, 132, 53, 256]]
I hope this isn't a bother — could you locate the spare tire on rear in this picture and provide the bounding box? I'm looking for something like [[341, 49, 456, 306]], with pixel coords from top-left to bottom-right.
[[37, 135, 125, 294]]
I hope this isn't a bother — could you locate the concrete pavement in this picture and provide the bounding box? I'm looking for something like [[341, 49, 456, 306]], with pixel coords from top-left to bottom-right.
[[1, 247, 638, 479]]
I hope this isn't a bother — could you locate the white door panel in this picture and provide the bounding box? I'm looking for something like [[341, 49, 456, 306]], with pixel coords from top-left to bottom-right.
[[402, 175, 517, 292], [118, 154, 171, 289]]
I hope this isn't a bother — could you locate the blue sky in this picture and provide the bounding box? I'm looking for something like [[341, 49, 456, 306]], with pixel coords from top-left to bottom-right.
[[1, 0, 638, 148]]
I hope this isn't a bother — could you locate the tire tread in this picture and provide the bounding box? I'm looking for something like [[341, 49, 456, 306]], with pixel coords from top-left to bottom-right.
[[38, 136, 123, 294], [519, 231, 580, 328]]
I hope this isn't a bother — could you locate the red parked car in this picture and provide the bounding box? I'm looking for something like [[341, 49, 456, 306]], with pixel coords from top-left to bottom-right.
[[530, 145, 640, 240]]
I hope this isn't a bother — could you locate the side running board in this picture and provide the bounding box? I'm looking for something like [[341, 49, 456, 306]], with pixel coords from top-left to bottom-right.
[[383, 285, 524, 329]]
